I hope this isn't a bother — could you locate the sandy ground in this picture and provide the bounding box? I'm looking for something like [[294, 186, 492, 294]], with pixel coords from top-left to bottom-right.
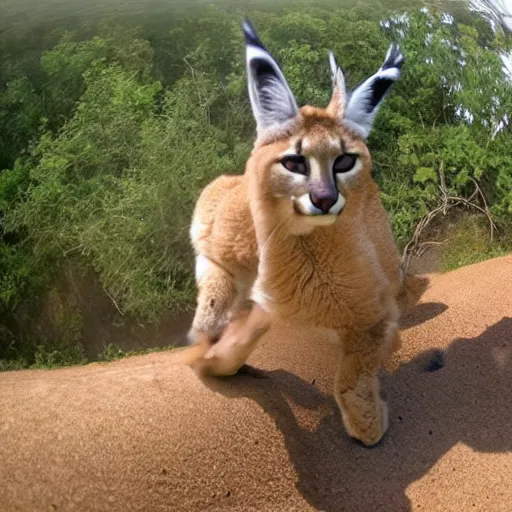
[[1, 255, 511, 512]]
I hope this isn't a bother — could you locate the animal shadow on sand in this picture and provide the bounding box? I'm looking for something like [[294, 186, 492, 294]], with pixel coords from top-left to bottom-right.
[[399, 302, 448, 330], [201, 315, 512, 512]]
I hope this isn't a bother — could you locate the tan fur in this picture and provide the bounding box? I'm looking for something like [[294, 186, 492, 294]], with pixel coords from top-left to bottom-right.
[[182, 304, 271, 377], [189, 104, 428, 446]]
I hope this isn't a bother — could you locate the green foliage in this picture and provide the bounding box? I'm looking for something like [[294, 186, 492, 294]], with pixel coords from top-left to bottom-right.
[[4, 54, 238, 322], [441, 215, 511, 271], [0, 334, 87, 371], [372, 8, 512, 244], [98, 342, 175, 362], [98, 343, 127, 362], [31, 342, 88, 369], [279, 42, 330, 107], [0, 0, 511, 369], [0, 75, 43, 170], [0, 241, 45, 312], [0, 285, 87, 370]]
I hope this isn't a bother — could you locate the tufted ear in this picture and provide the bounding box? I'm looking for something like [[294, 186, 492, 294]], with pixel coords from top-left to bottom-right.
[[344, 43, 404, 139], [243, 20, 299, 140], [326, 51, 347, 122]]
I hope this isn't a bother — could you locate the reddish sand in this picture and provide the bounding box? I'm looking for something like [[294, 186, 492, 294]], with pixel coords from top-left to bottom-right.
[[1, 255, 511, 512]]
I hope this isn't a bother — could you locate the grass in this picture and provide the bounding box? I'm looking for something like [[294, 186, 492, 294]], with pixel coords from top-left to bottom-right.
[[0, 339, 176, 371], [97, 343, 176, 363], [440, 215, 511, 272], [0, 358, 28, 371], [0, 340, 88, 371]]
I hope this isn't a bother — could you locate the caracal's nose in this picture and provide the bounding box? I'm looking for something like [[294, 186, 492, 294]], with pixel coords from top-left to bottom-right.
[[310, 192, 338, 214]]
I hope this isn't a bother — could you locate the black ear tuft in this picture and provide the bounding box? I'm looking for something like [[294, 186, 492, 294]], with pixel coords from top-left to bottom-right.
[[368, 43, 404, 109], [243, 19, 299, 138], [368, 78, 394, 111], [344, 42, 404, 139], [242, 19, 266, 51], [381, 42, 405, 71]]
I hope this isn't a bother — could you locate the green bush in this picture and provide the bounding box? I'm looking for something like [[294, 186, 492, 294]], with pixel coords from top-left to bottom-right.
[[441, 215, 511, 271], [4, 56, 242, 321]]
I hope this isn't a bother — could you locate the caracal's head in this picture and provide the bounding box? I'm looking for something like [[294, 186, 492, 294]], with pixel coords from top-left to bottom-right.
[[243, 20, 404, 233]]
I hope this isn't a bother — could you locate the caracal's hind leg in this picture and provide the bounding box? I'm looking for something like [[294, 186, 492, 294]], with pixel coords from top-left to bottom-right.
[[334, 319, 398, 447], [188, 255, 237, 344]]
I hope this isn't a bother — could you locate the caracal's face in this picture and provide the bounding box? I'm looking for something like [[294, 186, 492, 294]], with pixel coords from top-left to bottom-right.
[[265, 107, 371, 232], [242, 20, 403, 235]]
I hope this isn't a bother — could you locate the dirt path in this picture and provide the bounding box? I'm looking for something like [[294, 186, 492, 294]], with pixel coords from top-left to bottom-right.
[[1, 255, 511, 512]]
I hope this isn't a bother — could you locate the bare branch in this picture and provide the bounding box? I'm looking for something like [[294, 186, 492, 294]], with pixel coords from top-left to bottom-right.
[[104, 288, 125, 317], [401, 161, 499, 274]]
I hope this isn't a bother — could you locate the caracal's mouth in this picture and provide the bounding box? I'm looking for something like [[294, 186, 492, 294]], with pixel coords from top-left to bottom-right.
[[292, 204, 341, 227]]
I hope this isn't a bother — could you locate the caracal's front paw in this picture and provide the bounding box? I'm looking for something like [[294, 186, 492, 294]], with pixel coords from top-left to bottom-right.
[[339, 397, 389, 447], [186, 324, 224, 347], [185, 304, 271, 378]]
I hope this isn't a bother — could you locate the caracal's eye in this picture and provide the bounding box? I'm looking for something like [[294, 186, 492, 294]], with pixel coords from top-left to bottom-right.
[[333, 153, 358, 173], [280, 155, 309, 175]]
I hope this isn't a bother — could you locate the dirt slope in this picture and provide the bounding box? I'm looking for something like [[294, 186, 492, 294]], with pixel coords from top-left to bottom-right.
[[1, 255, 511, 512]]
